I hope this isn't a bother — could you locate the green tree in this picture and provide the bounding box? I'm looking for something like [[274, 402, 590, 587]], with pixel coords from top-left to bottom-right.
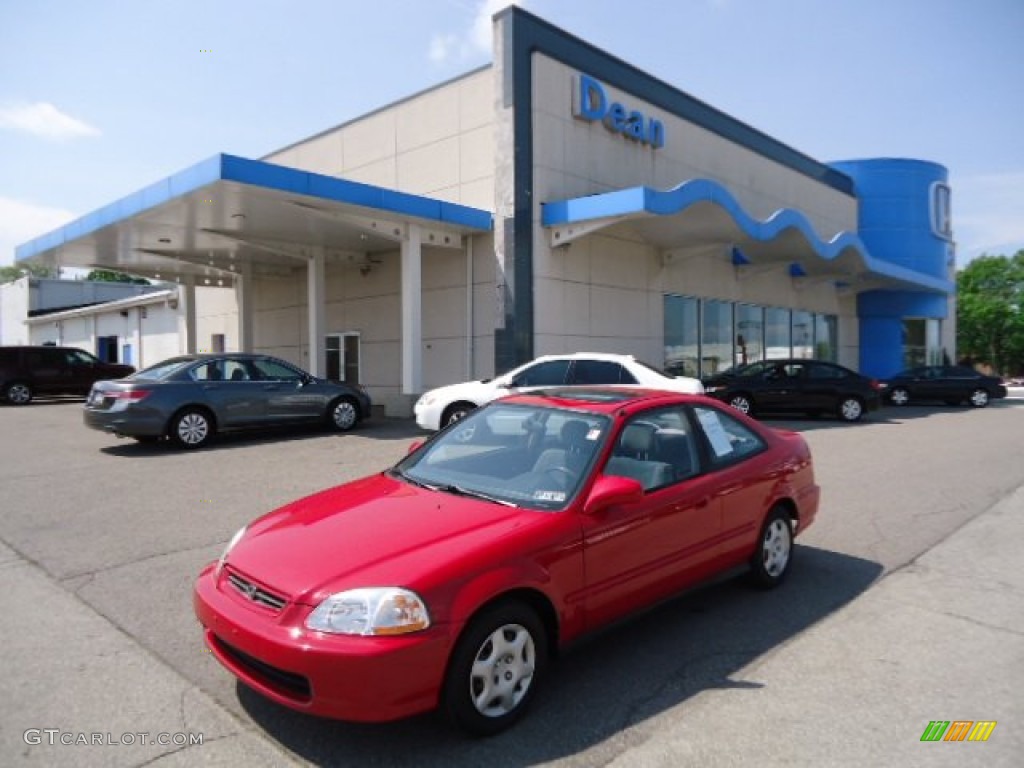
[[0, 263, 56, 283], [956, 251, 1024, 375], [85, 269, 150, 285]]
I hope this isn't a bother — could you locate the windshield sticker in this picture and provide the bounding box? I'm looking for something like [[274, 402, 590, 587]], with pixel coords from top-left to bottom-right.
[[697, 409, 734, 457], [534, 490, 567, 502], [586, 428, 602, 441]]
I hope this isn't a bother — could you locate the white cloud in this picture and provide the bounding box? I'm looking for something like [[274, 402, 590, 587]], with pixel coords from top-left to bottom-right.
[[953, 171, 1024, 263], [430, 0, 524, 64], [0, 197, 77, 266], [0, 102, 100, 140]]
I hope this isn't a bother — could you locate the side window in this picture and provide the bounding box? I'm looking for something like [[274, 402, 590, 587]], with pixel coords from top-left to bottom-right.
[[250, 358, 304, 382], [67, 350, 97, 367], [693, 405, 766, 468], [511, 360, 571, 387], [570, 360, 636, 385], [603, 407, 700, 491], [222, 359, 252, 381], [191, 361, 225, 382], [808, 364, 844, 380]]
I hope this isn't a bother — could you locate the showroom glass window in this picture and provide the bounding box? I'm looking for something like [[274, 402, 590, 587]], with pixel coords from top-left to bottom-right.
[[664, 295, 699, 377], [735, 304, 764, 366], [814, 314, 838, 361], [792, 310, 814, 359], [701, 300, 733, 376], [765, 307, 791, 359]]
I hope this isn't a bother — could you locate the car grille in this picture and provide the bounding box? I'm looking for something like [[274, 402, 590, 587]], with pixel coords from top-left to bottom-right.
[[211, 634, 312, 702], [224, 568, 288, 612]]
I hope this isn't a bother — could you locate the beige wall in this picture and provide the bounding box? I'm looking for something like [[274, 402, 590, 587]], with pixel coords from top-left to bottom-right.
[[528, 53, 862, 370], [249, 231, 495, 416], [265, 68, 495, 211]]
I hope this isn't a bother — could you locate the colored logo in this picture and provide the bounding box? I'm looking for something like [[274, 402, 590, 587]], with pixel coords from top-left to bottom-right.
[[929, 181, 952, 241], [573, 74, 665, 149], [920, 721, 997, 742]]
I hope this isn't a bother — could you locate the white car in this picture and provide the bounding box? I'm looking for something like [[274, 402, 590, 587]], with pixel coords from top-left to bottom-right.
[[414, 352, 704, 430]]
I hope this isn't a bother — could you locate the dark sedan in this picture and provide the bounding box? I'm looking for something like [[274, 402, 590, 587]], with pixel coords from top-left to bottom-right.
[[883, 365, 1007, 408], [84, 353, 371, 448], [702, 359, 882, 422]]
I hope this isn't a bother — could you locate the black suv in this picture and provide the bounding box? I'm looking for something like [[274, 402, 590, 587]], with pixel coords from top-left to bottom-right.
[[702, 359, 882, 422], [0, 346, 135, 405]]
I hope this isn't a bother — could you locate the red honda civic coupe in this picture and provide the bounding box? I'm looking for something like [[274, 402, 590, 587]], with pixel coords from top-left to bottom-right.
[[194, 387, 819, 735]]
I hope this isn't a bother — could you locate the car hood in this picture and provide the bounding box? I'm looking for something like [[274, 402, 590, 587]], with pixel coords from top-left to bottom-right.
[[226, 473, 549, 605], [421, 378, 503, 404]]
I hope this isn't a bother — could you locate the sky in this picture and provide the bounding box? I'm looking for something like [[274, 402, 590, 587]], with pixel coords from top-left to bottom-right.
[[1, 0, 1022, 270]]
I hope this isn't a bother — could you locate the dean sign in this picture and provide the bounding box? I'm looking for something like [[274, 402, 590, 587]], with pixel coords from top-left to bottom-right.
[[573, 74, 665, 149]]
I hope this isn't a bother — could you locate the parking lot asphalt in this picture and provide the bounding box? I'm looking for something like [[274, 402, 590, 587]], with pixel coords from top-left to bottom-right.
[[1, 398, 1022, 766]]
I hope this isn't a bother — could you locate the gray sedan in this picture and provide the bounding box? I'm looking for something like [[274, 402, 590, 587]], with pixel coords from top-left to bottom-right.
[[83, 353, 372, 448]]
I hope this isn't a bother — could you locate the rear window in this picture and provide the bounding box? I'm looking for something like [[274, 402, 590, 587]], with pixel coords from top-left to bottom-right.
[[131, 359, 193, 380]]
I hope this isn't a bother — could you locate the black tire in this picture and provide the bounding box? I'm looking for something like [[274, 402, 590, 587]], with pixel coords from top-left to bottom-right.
[[169, 408, 214, 449], [443, 402, 475, 427], [728, 393, 755, 417], [443, 601, 547, 737], [889, 387, 910, 406], [968, 388, 990, 408], [838, 396, 864, 422], [4, 381, 33, 405], [749, 506, 794, 589], [327, 397, 359, 432]]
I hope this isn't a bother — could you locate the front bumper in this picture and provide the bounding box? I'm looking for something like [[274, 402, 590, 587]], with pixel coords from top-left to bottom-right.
[[193, 563, 452, 722]]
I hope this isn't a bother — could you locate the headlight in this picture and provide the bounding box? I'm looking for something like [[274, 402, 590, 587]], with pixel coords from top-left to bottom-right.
[[215, 525, 247, 576], [416, 393, 436, 407], [705, 385, 723, 393], [306, 587, 430, 636]]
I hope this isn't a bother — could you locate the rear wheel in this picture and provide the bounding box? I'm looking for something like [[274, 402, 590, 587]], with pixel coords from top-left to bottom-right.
[[728, 393, 754, 416], [170, 408, 214, 449], [889, 387, 910, 406], [327, 397, 359, 431], [838, 396, 864, 422], [968, 388, 990, 408], [749, 507, 794, 588], [443, 601, 547, 736], [4, 381, 33, 405]]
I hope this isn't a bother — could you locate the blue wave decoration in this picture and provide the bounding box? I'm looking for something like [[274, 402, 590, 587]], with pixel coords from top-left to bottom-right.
[[542, 178, 952, 293]]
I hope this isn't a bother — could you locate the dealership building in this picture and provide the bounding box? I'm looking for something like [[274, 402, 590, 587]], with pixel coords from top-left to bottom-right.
[[16, 6, 955, 416]]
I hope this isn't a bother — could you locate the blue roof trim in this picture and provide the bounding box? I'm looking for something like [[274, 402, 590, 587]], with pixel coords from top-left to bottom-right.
[[542, 178, 953, 294], [17, 154, 491, 262]]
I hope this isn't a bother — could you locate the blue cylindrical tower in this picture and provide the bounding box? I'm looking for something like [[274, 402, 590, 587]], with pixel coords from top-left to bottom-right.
[[830, 158, 952, 279], [829, 158, 953, 378]]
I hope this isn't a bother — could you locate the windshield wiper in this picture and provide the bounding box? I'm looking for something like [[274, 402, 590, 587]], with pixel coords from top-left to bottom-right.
[[392, 470, 517, 507], [435, 483, 519, 507]]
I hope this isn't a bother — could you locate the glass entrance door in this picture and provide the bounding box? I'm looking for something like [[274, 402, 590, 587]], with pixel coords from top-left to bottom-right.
[[325, 333, 361, 384]]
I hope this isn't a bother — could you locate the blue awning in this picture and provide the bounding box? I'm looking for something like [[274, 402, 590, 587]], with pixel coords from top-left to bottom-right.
[[17, 154, 492, 279], [542, 178, 952, 294]]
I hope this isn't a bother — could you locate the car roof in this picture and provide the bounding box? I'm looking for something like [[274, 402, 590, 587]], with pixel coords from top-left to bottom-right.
[[529, 352, 637, 363], [496, 386, 708, 414]]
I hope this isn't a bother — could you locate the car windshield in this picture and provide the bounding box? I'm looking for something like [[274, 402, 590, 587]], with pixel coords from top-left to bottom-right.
[[393, 403, 611, 511], [129, 358, 195, 381]]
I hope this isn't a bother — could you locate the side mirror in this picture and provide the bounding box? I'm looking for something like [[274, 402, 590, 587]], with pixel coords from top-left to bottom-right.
[[583, 474, 643, 515], [407, 439, 424, 454]]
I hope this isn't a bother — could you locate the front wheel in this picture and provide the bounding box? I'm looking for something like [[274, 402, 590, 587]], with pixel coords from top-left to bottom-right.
[[4, 381, 33, 405], [749, 507, 794, 588], [889, 387, 910, 406], [968, 388, 990, 408], [170, 408, 214, 449], [443, 601, 547, 736], [838, 397, 864, 422], [328, 397, 359, 431], [442, 402, 475, 427]]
